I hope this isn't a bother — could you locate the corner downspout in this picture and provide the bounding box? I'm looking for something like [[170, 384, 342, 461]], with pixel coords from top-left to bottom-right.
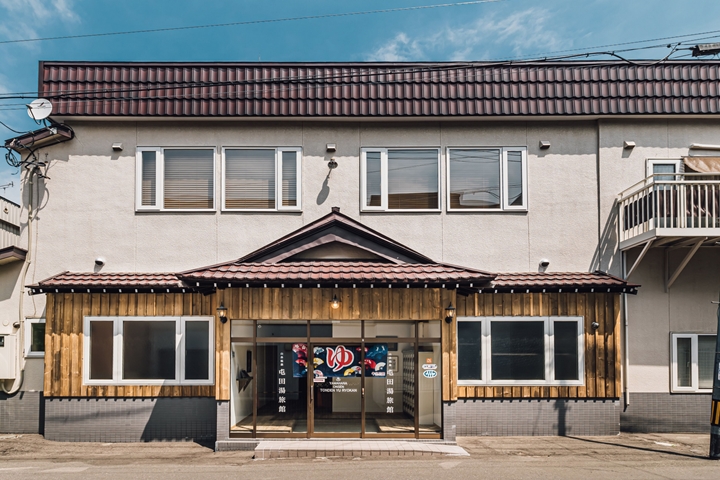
[[1, 166, 37, 394], [622, 250, 630, 410]]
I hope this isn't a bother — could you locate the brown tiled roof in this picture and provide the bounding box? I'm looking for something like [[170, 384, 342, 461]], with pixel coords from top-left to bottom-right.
[[30, 271, 186, 293], [40, 61, 720, 118], [180, 261, 493, 286], [485, 271, 638, 293]]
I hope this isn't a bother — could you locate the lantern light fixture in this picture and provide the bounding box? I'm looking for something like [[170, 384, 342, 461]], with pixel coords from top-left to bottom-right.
[[217, 303, 228, 324], [444, 302, 456, 323], [330, 294, 341, 310]]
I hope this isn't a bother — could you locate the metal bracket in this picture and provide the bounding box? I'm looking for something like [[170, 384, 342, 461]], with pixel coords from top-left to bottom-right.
[[666, 237, 706, 290], [625, 239, 654, 280]]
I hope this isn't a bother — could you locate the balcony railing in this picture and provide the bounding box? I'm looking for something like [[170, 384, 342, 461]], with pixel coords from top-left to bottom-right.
[[618, 173, 720, 250]]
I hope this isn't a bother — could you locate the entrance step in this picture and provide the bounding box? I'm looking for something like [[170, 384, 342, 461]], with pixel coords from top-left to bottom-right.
[[254, 440, 469, 458]]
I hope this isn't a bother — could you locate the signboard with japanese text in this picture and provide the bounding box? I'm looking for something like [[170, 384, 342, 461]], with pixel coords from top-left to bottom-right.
[[291, 343, 388, 378]]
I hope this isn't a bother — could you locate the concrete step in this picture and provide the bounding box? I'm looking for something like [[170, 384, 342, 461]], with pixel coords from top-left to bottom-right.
[[254, 440, 469, 458]]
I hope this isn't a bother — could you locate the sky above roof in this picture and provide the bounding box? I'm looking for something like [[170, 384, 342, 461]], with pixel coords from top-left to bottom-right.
[[2, 0, 720, 202]]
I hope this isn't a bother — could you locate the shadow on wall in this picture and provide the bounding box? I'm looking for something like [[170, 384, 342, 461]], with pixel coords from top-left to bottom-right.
[[141, 397, 217, 447], [590, 198, 620, 274]]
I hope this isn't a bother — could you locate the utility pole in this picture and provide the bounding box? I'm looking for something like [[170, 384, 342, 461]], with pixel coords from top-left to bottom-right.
[[710, 295, 720, 459]]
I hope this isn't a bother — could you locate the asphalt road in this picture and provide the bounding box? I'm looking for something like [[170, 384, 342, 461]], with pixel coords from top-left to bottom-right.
[[0, 433, 718, 479]]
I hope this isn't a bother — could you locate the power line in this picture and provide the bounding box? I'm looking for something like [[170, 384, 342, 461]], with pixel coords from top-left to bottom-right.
[[0, 1, 504, 45]]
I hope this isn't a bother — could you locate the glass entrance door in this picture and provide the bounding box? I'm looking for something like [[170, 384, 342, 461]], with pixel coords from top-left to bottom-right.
[[310, 344, 362, 436], [229, 319, 442, 439]]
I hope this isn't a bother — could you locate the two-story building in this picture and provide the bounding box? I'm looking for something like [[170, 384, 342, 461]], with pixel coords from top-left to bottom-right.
[[1, 61, 718, 448]]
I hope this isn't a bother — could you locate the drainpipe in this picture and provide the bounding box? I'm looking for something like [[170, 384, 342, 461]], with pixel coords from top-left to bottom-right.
[[1, 166, 37, 394], [622, 250, 630, 410]]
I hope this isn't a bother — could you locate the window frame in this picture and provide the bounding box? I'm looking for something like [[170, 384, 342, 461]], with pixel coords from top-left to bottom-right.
[[360, 147, 442, 212], [446, 147, 528, 212], [671, 333, 716, 393], [456, 316, 584, 386], [221, 147, 302, 212], [135, 147, 217, 212], [24, 317, 45, 358], [646, 158, 683, 179], [82, 316, 214, 386]]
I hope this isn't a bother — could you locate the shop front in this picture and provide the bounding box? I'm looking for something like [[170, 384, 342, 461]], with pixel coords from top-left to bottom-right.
[[229, 319, 441, 438]]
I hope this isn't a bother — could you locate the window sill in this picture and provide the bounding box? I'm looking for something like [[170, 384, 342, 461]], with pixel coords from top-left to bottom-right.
[[670, 388, 713, 394], [447, 208, 528, 213], [83, 380, 215, 386], [221, 208, 302, 213], [136, 208, 217, 213], [458, 381, 584, 387], [360, 209, 442, 213], [24, 352, 45, 359]]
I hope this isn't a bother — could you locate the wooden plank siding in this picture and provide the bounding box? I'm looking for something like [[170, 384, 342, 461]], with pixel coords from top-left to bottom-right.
[[454, 292, 622, 400], [44, 289, 621, 402]]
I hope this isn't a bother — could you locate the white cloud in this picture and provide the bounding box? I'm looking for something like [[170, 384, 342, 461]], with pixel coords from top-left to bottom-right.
[[366, 8, 565, 62], [0, 0, 79, 45]]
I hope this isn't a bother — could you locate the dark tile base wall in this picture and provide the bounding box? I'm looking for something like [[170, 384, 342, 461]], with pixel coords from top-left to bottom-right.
[[621, 393, 712, 433], [0, 391, 43, 434], [44, 397, 217, 443], [446, 399, 620, 436]]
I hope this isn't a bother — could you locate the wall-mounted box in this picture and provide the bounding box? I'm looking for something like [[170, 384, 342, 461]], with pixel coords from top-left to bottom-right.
[[0, 334, 17, 379]]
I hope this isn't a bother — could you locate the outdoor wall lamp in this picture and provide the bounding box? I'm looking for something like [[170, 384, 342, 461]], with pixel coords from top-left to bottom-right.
[[216, 303, 228, 324], [444, 303, 456, 324], [328, 156, 338, 169], [591, 321, 600, 331], [330, 294, 341, 310]]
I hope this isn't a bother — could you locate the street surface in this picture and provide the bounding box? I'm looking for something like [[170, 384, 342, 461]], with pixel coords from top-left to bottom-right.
[[0, 433, 718, 479]]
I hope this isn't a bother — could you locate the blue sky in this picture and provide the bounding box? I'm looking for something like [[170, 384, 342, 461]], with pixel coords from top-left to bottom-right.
[[2, 0, 720, 202]]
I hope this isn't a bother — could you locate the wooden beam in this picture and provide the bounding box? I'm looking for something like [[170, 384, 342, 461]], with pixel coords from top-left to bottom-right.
[[625, 239, 653, 280], [667, 238, 705, 289]]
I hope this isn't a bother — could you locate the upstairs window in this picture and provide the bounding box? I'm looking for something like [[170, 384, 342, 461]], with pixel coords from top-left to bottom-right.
[[447, 148, 527, 211], [361, 148, 440, 211], [136, 148, 215, 211], [223, 148, 301, 211]]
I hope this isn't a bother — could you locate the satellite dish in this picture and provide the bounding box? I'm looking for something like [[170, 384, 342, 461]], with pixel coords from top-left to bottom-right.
[[27, 98, 52, 121]]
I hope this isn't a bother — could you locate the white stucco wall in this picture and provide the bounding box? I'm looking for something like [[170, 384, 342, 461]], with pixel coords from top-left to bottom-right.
[[3, 117, 720, 396]]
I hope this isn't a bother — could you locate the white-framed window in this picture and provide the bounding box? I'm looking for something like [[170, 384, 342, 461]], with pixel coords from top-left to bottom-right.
[[671, 333, 716, 393], [136, 147, 216, 211], [24, 318, 45, 358], [457, 316, 584, 386], [222, 147, 302, 211], [447, 147, 527, 211], [647, 159, 683, 180], [360, 148, 441, 211], [82, 316, 214, 386]]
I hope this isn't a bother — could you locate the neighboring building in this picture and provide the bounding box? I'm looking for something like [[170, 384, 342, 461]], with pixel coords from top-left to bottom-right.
[[1, 61, 718, 446]]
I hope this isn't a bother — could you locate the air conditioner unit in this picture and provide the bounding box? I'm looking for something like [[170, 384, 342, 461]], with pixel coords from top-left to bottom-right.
[[0, 334, 17, 379]]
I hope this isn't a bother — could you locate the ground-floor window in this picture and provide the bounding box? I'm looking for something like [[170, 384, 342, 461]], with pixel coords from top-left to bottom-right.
[[457, 316, 584, 386], [230, 320, 441, 438], [82, 316, 214, 386], [672, 333, 717, 392], [24, 318, 45, 358]]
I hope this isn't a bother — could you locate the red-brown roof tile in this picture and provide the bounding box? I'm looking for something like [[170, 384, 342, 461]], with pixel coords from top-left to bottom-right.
[[486, 271, 638, 293], [31, 271, 185, 292], [180, 261, 493, 286], [39, 61, 720, 118]]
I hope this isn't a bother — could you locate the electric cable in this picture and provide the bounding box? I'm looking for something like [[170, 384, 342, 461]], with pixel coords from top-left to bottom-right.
[[0, 1, 505, 45]]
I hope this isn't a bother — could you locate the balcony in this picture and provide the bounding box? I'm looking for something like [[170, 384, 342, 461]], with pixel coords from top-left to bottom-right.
[[618, 173, 720, 251], [0, 196, 25, 265]]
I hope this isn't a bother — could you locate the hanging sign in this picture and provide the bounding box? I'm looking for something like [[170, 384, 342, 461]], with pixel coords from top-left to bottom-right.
[[292, 343, 388, 378]]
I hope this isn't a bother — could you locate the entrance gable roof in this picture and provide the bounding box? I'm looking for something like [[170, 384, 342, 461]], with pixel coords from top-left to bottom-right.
[[231, 207, 434, 264]]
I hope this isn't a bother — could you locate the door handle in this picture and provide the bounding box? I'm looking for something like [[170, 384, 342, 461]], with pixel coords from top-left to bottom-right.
[[362, 387, 365, 398]]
